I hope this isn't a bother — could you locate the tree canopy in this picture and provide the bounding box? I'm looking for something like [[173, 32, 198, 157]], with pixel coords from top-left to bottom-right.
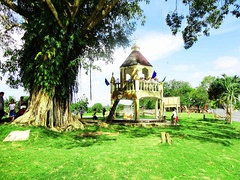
[[1, 0, 146, 98], [208, 74, 240, 104], [0, 0, 147, 128], [166, 0, 240, 48]]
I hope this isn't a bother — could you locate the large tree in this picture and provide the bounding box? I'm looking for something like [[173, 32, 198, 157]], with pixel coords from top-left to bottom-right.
[[219, 75, 240, 124], [0, 0, 146, 129], [208, 74, 240, 123]]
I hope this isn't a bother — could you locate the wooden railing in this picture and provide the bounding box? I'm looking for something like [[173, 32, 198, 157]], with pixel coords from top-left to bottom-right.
[[114, 80, 161, 92]]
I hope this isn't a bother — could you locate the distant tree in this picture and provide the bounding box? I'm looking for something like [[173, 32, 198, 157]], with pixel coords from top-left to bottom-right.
[[140, 98, 155, 109], [164, 80, 193, 106], [220, 74, 240, 124], [199, 76, 216, 91], [208, 74, 240, 123], [116, 104, 124, 112], [208, 77, 225, 101], [166, 0, 240, 49], [71, 94, 89, 112], [91, 103, 103, 113], [190, 87, 209, 110]]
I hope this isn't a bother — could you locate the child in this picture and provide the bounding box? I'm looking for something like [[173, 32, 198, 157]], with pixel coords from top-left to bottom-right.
[[171, 108, 177, 125], [9, 99, 16, 121]]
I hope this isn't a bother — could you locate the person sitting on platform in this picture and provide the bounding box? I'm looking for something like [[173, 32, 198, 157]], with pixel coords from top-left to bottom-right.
[[17, 96, 27, 117]]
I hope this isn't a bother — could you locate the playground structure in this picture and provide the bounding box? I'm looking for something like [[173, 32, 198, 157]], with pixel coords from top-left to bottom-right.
[[107, 43, 180, 122]]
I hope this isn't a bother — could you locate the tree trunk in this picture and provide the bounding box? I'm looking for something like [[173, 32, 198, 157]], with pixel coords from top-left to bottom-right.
[[225, 106, 232, 124], [13, 87, 84, 130], [229, 97, 233, 124], [107, 98, 120, 124]]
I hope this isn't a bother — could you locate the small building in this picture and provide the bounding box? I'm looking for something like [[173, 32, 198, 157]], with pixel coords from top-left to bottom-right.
[[109, 43, 164, 121]]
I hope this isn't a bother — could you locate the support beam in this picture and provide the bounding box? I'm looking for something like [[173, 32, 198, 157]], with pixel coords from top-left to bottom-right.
[[155, 99, 158, 119], [134, 98, 140, 121]]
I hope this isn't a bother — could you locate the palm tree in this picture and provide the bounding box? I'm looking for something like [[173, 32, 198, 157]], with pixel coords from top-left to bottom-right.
[[220, 74, 240, 124]]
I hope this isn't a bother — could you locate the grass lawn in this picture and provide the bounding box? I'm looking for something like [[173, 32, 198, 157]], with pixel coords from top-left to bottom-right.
[[0, 113, 240, 180]]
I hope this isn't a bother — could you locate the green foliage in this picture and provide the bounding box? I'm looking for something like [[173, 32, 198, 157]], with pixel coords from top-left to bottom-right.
[[189, 87, 209, 108], [166, 12, 184, 35], [91, 103, 103, 113], [0, 0, 146, 100], [208, 77, 225, 101], [198, 75, 216, 91], [70, 94, 89, 112], [165, 0, 240, 49], [140, 98, 155, 109], [235, 101, 240, 110], [208, 74, 240, 109], [164, 79, 193, 106], [116, 103, 124, 113], [220, 75, 240, 110]]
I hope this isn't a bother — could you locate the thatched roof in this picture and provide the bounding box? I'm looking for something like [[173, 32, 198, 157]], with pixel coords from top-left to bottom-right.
[[120, 44, 152, 68]]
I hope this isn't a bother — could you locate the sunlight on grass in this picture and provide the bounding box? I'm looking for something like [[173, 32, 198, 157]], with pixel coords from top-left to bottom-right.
[[0, 113, 240, 179]]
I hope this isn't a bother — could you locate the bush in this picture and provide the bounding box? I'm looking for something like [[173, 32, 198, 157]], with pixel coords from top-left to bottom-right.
[[91, 103, 103, 113]]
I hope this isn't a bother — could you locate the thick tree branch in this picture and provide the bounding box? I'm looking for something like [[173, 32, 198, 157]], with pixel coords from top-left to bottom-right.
[[4, 23, 22, 33], [43, 0, 65, 29], [0, 0, 17, 11], [82, 0, 119, 34], [63, 0, 81, 20], [0, 0, 29, 19]]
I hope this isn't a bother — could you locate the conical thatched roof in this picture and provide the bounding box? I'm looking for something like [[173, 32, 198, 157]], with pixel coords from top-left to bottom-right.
[[120, 43, 152, 68]]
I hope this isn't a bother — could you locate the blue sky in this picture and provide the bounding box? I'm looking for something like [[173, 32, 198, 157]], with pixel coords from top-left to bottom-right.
[[1, 1, 240, 106]]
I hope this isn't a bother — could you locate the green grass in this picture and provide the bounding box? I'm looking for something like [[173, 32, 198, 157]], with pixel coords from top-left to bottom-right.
[[0, 113, 240, 180]]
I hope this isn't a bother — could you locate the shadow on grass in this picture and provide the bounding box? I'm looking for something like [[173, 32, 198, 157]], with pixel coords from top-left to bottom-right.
[[38, 126, 118, 149], [112, 124, 171, 139], [165, 118, 240, 146], [2, 117, 239, 148], [108, 118, 240, 146]]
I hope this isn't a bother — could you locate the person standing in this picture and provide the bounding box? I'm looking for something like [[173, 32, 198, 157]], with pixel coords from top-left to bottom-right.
[[80, 107, 84, 119], [9, 99, 16, 121], [171, 108, 177, 125], [102, 107, 106, 119], [0, 92, 4, 121]]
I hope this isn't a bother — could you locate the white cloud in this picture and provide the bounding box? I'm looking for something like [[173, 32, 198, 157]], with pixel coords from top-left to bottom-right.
[[134, 31, 183, 62], [172, 64, 195, 71], [213, 56, 239, 70], [192, 72, 204, 79]]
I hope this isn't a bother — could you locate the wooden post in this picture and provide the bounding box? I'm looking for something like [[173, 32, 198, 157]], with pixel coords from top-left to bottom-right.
[[161, 132, 166, 143], [166, 133, 172, 145], [161, 132, 172, 145]]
